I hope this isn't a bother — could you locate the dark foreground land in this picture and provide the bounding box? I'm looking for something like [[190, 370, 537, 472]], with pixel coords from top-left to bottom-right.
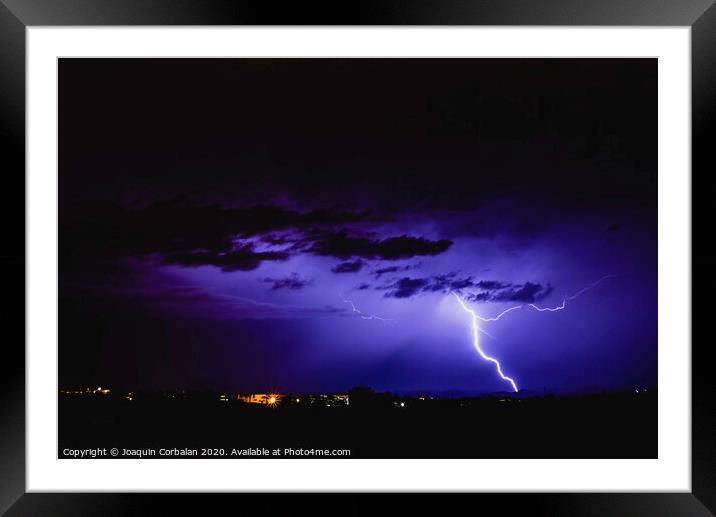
[[59, 390, 656, 459]]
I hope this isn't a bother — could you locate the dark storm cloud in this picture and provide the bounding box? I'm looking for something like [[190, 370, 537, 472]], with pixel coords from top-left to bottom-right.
[[163, 245, 290, 272], [331, 260, 365, 274], [374, 266, 402, 277], [475, 280, 511, 290], [373, 263, 420, 278], [424, 272, 475, 292], [450, 277, 476, 290], [61, 199, 454, 274], [60, 200, 369, 271], [381, 274, 553, 303], [262, 274, 311, 291], [308, 230, 452, 261], [383, 277, 431, 299], [261, 233, 295, 245], [491, 282, 554, 303], [61, 60, 656, 269], [383, 273, 474, 298], [466, 281, 554, 304], [62, 200, 367, 253]]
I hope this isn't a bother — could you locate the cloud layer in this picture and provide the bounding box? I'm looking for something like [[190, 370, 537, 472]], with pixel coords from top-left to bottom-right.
[[62, 201, 452, 273], [381, 273, 553, 303]]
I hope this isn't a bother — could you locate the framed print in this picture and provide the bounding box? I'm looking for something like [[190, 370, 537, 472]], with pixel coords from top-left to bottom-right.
[[1, 0, 712, 514]]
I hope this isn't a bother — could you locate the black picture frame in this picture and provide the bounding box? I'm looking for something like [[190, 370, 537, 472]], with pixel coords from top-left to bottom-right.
[[1, 1, 711, 514]]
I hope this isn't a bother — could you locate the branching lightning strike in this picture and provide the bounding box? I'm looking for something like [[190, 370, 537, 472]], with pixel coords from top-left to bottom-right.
[[528, 275, 615, 312], [453, 293, 519, 392], [453, 275, 615, 392], [341, 295, 396, 324]]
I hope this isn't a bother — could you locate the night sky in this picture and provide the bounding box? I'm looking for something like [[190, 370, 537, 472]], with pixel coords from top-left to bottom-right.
[[59, 58, 657, 394]]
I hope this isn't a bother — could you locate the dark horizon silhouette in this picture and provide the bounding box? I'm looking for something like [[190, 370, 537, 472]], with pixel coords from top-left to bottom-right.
[[59, 385, 657, 459]]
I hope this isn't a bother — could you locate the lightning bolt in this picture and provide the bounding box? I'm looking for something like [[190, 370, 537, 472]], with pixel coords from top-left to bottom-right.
[[453, 293, 519, 392], [341, 295, 396, 324], [453, 275, 615, 392], [478, 305, 524, 322], [528, 275, 616, 312]]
